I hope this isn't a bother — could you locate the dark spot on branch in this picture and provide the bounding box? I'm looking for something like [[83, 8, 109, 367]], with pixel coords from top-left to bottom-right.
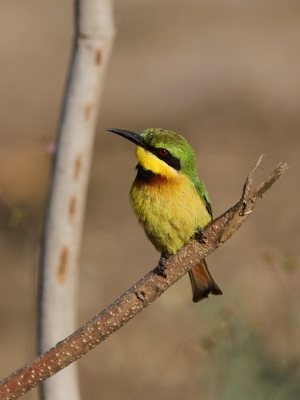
[[69, 195, 77, 224], [84, 103, 92, 120], [74, 155, 82, 180], [135, 290, 146, 303], [94, 49, 102, 65], [57, 246, 69, 284]]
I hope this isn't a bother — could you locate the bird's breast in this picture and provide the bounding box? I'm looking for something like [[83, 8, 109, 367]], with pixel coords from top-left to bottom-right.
[[130, 173, 211, 255]]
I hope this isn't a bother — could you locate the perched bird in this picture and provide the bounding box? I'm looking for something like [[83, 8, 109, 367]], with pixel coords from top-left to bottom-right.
[[107, 128, 222, 302]]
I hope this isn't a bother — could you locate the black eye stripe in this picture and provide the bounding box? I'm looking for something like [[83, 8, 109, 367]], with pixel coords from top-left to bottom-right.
[[151, 148, 181, 171]]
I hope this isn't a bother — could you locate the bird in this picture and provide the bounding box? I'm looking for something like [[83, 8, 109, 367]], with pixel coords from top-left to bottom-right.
[[107, 128, 222, 302]]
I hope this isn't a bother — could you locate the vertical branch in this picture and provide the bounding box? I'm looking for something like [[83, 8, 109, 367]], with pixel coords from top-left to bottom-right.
[[38, 1, 115, 400]]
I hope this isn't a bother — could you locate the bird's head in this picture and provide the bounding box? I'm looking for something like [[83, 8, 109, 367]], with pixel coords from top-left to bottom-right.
[[107, 128, 197, 180]]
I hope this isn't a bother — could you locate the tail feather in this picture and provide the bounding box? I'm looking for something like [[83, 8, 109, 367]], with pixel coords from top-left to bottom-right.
[[188, 259, 222, 302]]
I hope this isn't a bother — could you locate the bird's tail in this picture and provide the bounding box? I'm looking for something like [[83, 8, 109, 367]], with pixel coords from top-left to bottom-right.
[[188, 259, 222, 302]]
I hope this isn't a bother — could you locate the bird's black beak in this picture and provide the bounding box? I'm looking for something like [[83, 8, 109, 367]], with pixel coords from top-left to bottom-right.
[[106, 128, 148, 150]]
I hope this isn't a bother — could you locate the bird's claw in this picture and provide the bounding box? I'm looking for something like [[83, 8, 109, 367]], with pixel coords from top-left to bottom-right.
[[195, 229, 207, 243], [155, 258, 167, 278]]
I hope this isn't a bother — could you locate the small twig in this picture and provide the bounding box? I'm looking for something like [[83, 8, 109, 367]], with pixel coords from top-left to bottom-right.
[[0, 161, 288, 400], [241, 154, 264, 204], [252, 154, 265, 173]]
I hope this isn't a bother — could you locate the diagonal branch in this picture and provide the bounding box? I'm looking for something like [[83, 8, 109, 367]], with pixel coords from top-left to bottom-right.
[[0, 160, 289, 400]]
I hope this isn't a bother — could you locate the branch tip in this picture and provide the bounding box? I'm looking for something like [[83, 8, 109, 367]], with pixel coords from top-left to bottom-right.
[[252, 154, 265, 173]]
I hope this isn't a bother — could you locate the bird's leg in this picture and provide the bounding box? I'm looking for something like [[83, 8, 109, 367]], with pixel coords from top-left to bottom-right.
[[154, 256, 168, 278]]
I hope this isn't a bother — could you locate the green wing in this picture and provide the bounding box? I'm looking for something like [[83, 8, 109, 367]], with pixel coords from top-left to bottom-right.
[[195, 178, 212, 218]]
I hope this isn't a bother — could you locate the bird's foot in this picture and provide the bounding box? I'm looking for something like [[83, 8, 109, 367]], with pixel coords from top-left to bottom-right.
[[195, 229, 207, 244], [155, 257, 167, 278]]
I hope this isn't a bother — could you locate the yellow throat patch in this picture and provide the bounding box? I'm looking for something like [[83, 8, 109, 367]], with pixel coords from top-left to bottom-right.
[[135, 146, 178, 179]]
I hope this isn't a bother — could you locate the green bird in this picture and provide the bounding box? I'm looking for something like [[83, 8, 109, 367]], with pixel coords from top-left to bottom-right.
[[107, 128, 222, 302]]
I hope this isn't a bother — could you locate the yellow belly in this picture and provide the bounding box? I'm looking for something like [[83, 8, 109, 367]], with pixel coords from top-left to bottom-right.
[[130, 174, 211, 256]]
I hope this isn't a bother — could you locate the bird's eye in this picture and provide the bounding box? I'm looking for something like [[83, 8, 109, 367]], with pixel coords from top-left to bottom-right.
[[158, 148, 169, 156]]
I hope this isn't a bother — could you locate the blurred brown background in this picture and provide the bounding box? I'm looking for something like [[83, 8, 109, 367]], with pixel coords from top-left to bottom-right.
[[0, 1, 300, 399]]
